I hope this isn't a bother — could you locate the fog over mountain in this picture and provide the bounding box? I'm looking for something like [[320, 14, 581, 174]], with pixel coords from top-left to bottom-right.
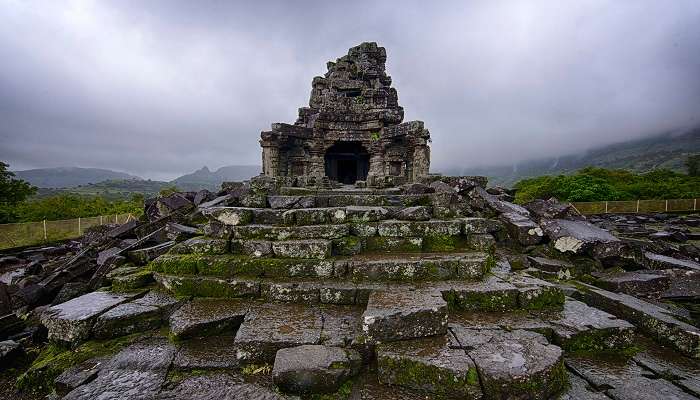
[[1, 1, 699, 180]]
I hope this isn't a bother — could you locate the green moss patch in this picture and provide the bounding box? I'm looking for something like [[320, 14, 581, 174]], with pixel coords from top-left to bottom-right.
[[16, 333, 143, 395]]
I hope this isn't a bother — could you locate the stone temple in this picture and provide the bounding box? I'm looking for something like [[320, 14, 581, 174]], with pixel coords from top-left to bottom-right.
[[260, 42, 430, 186], [9, 42, 700, 400]]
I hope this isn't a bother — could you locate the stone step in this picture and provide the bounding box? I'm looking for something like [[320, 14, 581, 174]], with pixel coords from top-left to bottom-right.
[[40, 291, 144, 347], [168, 298, 248, 340], [267, 193, 434, 209], [442, 273, 565, 312], [448, 328, 567, 399], [376, 336, 482, 399], [449, 298, 636, 354], [361, 288, 448, 343], [571, 282, 700, 359], [153, 273, 561, 317], [150, 252, 490, 282]]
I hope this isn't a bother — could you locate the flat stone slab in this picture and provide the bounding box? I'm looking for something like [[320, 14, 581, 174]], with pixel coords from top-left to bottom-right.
[[644, 252, 700, 271], [500, 212, 543, 246], [527, 256, 574, 275], [202, 207, 255, 226], [376, 220, 462, 237], [54, 357, 108, 396], [558, 372, 614, 400], [541, 218, 621, 256], [348, 253, 487, 282], [566, 355, 697, 400], [155, 274, 261, 299], [41, 291, 136, 346], [94, 302, 162, 339], [172, 336, 239, 370], [62, 339, 176, 400], [634, 345, 700, 397], [377, 337, 482, 399], [233, 224, 349, 240], [234, 303, 322, 364], [574, 282, 700, 358], [271, 239, 331, 259], [170, 237, 229, 255], [462, 217, 503, 234], [272, 345, 361, 394], [320, 306, 363, 347], [440, 276, 520, 312], [157, 372, 293, 399], [547, 299, 635, 352], [169, 299, 248, 340], [595, 271, 670, 295], [361, 288, 447, 343], [454, 329, 567, 399]]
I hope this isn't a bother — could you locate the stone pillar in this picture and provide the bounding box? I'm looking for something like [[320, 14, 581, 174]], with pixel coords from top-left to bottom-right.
[[261, 143, 279, 177], [412, 142, 430, 181], [308, 148, 325, 177]]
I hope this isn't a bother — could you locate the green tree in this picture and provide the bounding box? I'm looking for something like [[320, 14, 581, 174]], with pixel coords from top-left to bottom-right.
[[159, 185, 181, 197], [686, 154, 700, 176], [0, 162, 37, 223]]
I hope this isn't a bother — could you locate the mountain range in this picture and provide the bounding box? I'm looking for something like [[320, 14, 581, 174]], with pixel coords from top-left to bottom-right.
[[443, 127, 700, 187], [11, 128, 700, 194]]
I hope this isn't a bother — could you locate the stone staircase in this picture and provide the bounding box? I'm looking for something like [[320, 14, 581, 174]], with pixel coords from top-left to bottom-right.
[[31, 186, 700, 399]]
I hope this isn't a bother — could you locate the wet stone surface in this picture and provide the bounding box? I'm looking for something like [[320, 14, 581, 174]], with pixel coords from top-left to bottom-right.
[[62, 338, 176, 400], [457, 329, 567, 400], [168, 299, 248, 340], [361, 288, 447, 343], [41, 291, 138, 346], [566, 355, 698, 400], [272, 344, 361, 394], [158, 372, 293, 400], [594, 270, 671, 295], [234, 302, 322, 364], [377, 336, 482, 399], [547, 299, 635, 352], [172, 336, 239, 370]]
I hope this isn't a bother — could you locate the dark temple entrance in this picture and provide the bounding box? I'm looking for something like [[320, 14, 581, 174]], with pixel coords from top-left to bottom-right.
[[324, 142, 369, 184]]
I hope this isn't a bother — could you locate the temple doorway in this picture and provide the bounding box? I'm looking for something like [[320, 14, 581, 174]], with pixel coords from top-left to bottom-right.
[[324, 142, 369, 184]]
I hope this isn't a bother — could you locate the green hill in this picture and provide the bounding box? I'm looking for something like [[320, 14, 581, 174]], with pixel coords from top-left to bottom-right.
[[448, 127, 700, 187]]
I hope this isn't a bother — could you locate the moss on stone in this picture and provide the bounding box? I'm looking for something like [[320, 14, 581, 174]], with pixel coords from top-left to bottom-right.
[[422, 234, 469, 252], [378, 354, 479, 399], [332, 236, 363, 256], [111, 269, 154, 291], [518, 287, 565, 311], [310, 379, 354, 400], [16, 333, 142, 394], [365, 237, 422, 253], [444, 290, 519, 312]]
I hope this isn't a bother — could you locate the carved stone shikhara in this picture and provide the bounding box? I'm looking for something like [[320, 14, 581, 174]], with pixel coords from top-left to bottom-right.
[[260, 42, 430, 187]]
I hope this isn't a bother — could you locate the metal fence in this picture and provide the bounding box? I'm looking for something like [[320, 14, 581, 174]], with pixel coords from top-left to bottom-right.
[[0, 213, 136, 251], [571, 198, 700, 215]]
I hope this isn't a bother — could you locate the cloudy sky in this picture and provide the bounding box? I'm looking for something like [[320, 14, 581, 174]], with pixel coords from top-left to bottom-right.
[[1, 0, 699, 180]]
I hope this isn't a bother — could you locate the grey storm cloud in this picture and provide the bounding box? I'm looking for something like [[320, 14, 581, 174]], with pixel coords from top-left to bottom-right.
[[1, 0, 699, 180]]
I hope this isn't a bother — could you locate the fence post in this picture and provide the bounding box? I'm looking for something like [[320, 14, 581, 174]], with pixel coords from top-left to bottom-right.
[[636, 200, 640, 213], [78, 217, 81, 235], [604, 201, 608, 213], [43, 219, 47, 241], [115, 214, 117, 224], [665, 200, 668, 212], [695, 198, 697, 211]]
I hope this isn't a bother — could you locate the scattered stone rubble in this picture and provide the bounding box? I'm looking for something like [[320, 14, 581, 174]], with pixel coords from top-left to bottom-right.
[[1, 43, 700, 399]]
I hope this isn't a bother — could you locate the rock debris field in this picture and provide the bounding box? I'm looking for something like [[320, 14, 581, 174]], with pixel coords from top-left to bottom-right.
[[1, 177, 698, 399], [1, 42, 700, 399]]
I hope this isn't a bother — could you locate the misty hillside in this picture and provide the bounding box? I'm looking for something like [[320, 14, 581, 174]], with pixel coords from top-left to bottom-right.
[[35, 179, 170, 200], [447, 128, 700, 187], [14, 167, 142, 188], [171, 165, 260, 191]]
